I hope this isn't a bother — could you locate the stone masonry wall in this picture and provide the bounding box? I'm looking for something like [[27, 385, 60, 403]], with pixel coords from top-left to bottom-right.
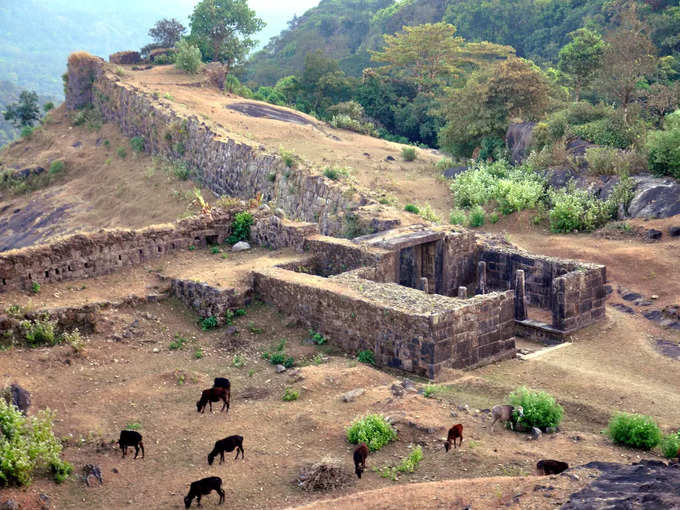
[[250, 216, 318, 252], [0, 211, 236, 293], [304, 235, 397, 280], [168, 278, 253, 322], [66, 58, 387, 237], [552, 267, 607, 332]]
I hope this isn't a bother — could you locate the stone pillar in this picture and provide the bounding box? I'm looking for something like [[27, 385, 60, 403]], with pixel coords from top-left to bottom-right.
[[458, 286, 468, 299], [65, 52, 104, 110], [514, 270, 527, 321], [418, 277, 429, 294], [476, 261, 487, 295]]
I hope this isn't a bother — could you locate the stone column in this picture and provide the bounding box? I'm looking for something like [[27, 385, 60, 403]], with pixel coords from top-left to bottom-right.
[[514, 270, 527, 321], [418, 277, 429, 294], [458, 286, 468, 299], [476, 261, 487, 295]]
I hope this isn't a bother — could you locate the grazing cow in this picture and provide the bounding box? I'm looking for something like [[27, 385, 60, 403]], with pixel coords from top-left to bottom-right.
[[117, 430, 144, 459], [444, 424, 463, 452], [536, 459, 569, 475], [491, 405, 523, 432], [184, 476, 225, 508], [196, 387, 230, 414], [208, 435, 244, 464], [353, 443, 369, 479]]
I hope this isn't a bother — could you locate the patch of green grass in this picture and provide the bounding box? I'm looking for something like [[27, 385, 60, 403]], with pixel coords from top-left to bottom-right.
[[282, 387, 299, 401], [423, 384, 444, 398], [402, 147, 416, 161], [232, 354, 245, 368], [199, 316, 218, 331], [323, 166, 350, 181], [124, 422, 141, 431], [210, 246, 220, 254], [346, 414, 397, 451], [404, 204, 419, 214], [308, 329, 326, 345], [449, 208, 467, 225], [193, 347, 203, 359], [279, 147, 296, 168], [130, 136, 145, 153], [169, 334, 188, 350], [248, 321, 263, 334], [116, 147, 127, 159], [49, 160, 65, 175], [468, 205, 486, 228], [357, 349, 375, 365], [376, 446, 424, 480]]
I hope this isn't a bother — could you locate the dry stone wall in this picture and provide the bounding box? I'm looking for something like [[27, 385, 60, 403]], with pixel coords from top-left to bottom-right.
[[64, 56, 388, 237], [168, 278, 252, 322]]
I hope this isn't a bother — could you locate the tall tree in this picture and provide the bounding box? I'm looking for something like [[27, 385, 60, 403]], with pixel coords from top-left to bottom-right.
[[3, 90, 41, 128], [149, 18, 186, 48], [597, 6, 657, 120], [370, 22, 513, 94], [189, 0, 265, 73], [558, 28, 605, 100]]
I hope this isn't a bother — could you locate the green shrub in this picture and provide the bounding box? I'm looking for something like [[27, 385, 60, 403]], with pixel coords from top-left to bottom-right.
[[282, 387, 299, 401], [279, 147, 296, 168], [0, 399, 72, 486], [647, 128, 680, 179], [117, 147, 127, 159], [508, 386, 564, 429], [43, 102, 54, 112], [31, 281, 41, 294], [607, 413, 662, 450], [210, 246, 220, 254], [308, 329, 326, 345], [228, 211, 254, 244], [468, 205, 485, 227], [377, 446, 424, 480], [172, 162, 190, 180], [199, 316, 218, 331], [62, 329, 84, 353], [419, 203, 441, 223], [224, 75, 253, 97], [660, 432, 680, 459], [174, 39, 201, 74], [402, 147, 417, 161], [20, 126, 34, 138], [130, 136, 145, 153], [329, 114, 376, 135], [346, 414, 397, 451], [570, 116, 636, 149], [169, 334, 188, 350], [489, 211, 500, 224], [357, 350, 375, 365], [323, 167, 349, 181], [20, 317, 58, 347], [232, 354, 245, 368], [48, 160, 65, 175], [449, 164, 499, 208], [436, 158, 455, 171], [585, 146, 619, 175], [449, 208, 467, 225], [548, 186, 613, 233], [193, 347, 203, 359], [404, 204, 419, 214], [423, 384, 443, 398]]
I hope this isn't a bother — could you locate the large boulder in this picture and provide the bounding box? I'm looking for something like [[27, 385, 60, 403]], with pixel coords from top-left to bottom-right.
[[4, 384, 31, 414], [506, 122, 535, 164], [109, 51, 141, 65], [442, 166, 468, 179], [628, 175, 680, 218]]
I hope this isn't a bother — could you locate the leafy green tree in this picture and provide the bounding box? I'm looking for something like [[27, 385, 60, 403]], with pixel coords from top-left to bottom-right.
[[299, 51, 355, 113], [558, 28, 605, 100], [189, 0, 265, 73], [174, 40, 202, 74], [3, 90, 41, 128], [149, 18, 186, 48]]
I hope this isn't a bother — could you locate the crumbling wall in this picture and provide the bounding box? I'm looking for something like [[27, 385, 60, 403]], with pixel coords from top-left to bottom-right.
[[251, 216, 318, 252], [0, 211, 236, 293], [168, 278, 252, 322], [65, 52, 104, 110], [63, 56, 390, 237], [304, 235, 397, 280], [552, 268, 607, 332]]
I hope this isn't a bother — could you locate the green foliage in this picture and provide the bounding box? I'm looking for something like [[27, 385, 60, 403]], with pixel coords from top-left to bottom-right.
[[147, 18, 186, 49], [402, 147, 416, 161], [3, 90, 41, 128], [346, 414, 397, 451], [660, 432, 680, 459], [508, 386, 564, 429], [376, 446, 424, 480], [489, 211, 500, 224], [43, 102, 54, 112], [282, 387, 299, 401], [323, 166, 349, 181], [548, 186, 614, 233], [647, 123, 680, 179], [130, 136, 145, 153], [308, 329, 326, 345], [357, 349, 375, 365], [200, 316, 218, 331], [418, 203, 441, 223], [404, 204, 419, 214], [224, 75, 253, 98], [232, 354, 245, 368], [62, 329, 84, 354], [48, 160, 64, 175], [169, 334, 188, 350], [228, 211, 254, 244], [449, 208, 467, 225], [423, 384, 443, 398], [468, 205, 485, 227], [20, 126, 34, 138], [210, 246, 220, 254], [124, 422, 142, 430], [558, 28, 605, 98], [0, 399, 72, 486], [607, 413, 662, 450], [279, 147, 296, 168], [174, 39, 202, 74], [30, 281, 41, 294], [117, 147, 127, 159], [193, 347, 204, 359], [20, 316, 58, 347]]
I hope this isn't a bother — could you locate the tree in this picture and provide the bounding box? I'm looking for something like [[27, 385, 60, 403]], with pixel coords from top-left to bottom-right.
[[189, 0, 265, 73], [3, 90, 41, 128], [558, 28, 605, 100], [597, 6, 657, 119], [174, 40, 202, 74], [149, 18, 186, 48], [370, 22, 513, 94]]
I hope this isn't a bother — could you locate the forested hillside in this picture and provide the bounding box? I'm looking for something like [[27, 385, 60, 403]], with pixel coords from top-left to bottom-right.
[[245, 0, 680, 85], [0, 81, 53, 147]]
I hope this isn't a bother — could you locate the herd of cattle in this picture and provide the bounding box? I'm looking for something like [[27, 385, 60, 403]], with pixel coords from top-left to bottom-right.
[[113, 378, 569, 507]]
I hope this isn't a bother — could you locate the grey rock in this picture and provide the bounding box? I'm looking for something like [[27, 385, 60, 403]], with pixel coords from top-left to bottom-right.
[[225, 326, 238, 336], [342, 388, 365, 402], [669, 226, 680, 237], [275, 364, 286, 373], [647, 228, 662, 240], [401, 379, 416, 391], [390, 384, 404, 397], [385, 155, 395, 161], [72, 141, 82, 148], [232, 241, 251, 252], [275, 208, 286, 219], [545, 426, 558, 434], [442, 166, 468, 179], [531, 427, 543, 440], [622, 291, 642, 302], [39, 493, 51, 510], [628, 175, 680, 219], [0, 500, 19, 510], [8, 383, 30, 414], [611, 303, 635, 314]]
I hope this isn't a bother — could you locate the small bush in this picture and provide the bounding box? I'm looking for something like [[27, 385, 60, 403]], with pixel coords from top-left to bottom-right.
[[436, 157, 455, 170], [43, 102, 54, 112], [489, 211, 500, 224], [323, 166, 350, 181], [130, 136, 145, 153], [449, 208, 467, 225], [49, 160, 65, 175], [607, 413, 662, 450], [174, 39, 201, 74], [282, 387, 299, 401], [346, 414, 397, 451], [660, 432, 680, 459], [227, 211, 254, 244], [20, 126, 34, 138], [20, 317, 58, 347], [647, 127, 680, 179], [193, 347, 203, 359], [548, 186, 613, 233], [279, 147, 296, 168], [404, 204, 419, 214], [210, 246, 220, 254], [377, 446, 424, 480], [423, 384, 443, 398], [117, 147, 127, 159], [232, 354, 245, 368], [357, 350, 375, 365], [200, 316, 218, 331], [419, 203, 441, 223], [31, 281, 41, 294], [308, 330, 326, 345], [172, 162, 190, 180], [329, 114, 375, 135], [0, 399, 72, 486], [62, 329, 84, 354], [468, 205, 485, 228], [169, 334, 188, 350], [508, 386, 564, 429], [402, 147, 416, 161]]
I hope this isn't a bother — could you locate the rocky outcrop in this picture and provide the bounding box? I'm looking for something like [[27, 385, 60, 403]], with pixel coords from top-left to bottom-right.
[[627, 174, 680, 218], [506, 122, 535, 164], [65, 53, 104, 110], [562, 460, 680, 509], [109, 51, 141, 65]]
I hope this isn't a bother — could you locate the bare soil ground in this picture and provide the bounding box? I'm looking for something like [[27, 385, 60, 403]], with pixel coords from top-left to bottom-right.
[[0, 106, 213, 250], [121, 66, 452, 222]]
